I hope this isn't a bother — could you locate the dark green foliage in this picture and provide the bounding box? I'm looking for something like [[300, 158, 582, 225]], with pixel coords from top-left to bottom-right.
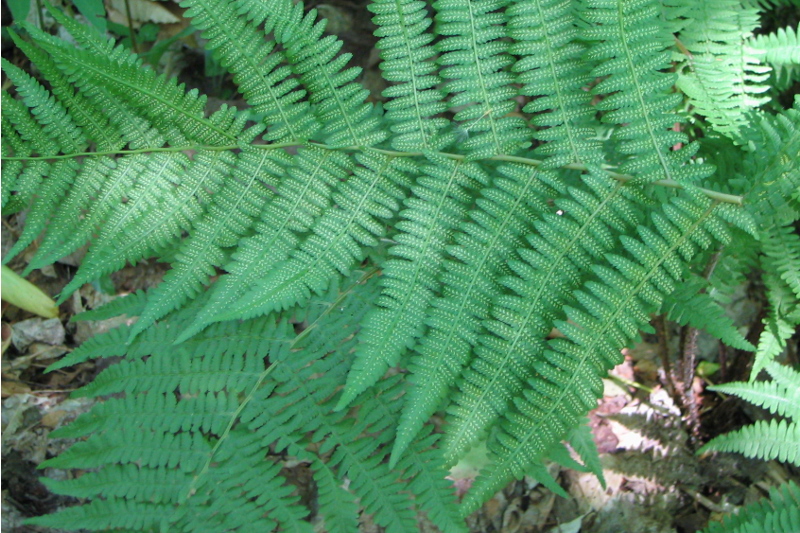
[[700, 481, 800, 533], [3, 0, 799, 530]]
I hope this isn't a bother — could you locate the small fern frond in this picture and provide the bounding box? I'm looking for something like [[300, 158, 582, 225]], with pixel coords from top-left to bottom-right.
[[699, 419, 800, 466], [434, 0, 529, 159], [700, 480, 800, 533], [508, 0, 604, 169], [752, 24, 800, 92], [369, 0, 450, 151], [583, 0, 712, 184], [762, 222, 800, 300], [728, 361, 800, 412], [671, 0, 771, 138], [751, 259, 800, 377], [661, 275, 754, 351], [700, 362, 800, 468], [738, 105, 800, 224]]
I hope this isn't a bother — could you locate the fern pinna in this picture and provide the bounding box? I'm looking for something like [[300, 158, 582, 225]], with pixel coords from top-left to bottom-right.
[[2, 0, 799, 529]]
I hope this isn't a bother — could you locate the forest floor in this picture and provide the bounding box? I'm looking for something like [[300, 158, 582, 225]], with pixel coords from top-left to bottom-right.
[[2, 0, 799, 531]]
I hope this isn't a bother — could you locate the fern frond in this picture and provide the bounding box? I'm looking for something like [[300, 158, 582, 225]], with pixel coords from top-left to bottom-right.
[[463, 193, 731, 512], [752, 24, 800, 92], [391, 163, 560, 465], [699, 419, 800, 466], [710, 365, 800, 420], [27, 499, 178, 531], [7, 29, 125, 153], [508, 0, 604, 169], [751, 265, 800, 377], [56, 149, 241, 300], [443, 172, 642, 461], [661, 275, 754, 351], [434, 0, 529, 158], [2, 60, 88, 262], [25, 19, 242, 147], [369, 0, 450, 151], [700, 480, 800, 533], [583, 0, 713, 184], [1, 90, 61, 217], [670, 0, 771, 138], [739, 105, 800, 223], [762, 222, 800, 300], [1, 59, 87, 153], [337, 157, 489, 410]]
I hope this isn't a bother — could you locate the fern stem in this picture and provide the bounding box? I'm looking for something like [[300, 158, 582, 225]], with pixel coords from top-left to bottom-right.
[[2, 143, 746, 205]]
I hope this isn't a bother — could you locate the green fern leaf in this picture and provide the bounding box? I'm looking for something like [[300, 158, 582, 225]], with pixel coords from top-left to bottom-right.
[[391, 163, 560, 465], [434, 0, 529, 159], [443, 172, 642, 461], [463, 194, 731, 512], [369, 0, 450, 151], [337, 157, 489, 410], [699, 419, 800, 467], [752, 24, 800, 92], [175, 147, 354, 342], [584, 0, 713, 184], [661, 275, 754, 351], [508, 0, 604, 169], [700, 480, 800, 533], [211, 152, 417, 322], [670, 0, 771, 138]]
